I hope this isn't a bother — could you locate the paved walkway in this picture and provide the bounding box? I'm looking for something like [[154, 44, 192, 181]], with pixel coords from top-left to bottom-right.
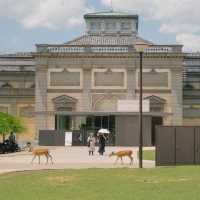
[[0, 146, 155, 174]]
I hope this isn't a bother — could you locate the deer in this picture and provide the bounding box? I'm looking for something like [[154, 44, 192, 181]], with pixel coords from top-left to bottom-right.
[[109, 150, 134, 165], [30, 148, 53, 164]]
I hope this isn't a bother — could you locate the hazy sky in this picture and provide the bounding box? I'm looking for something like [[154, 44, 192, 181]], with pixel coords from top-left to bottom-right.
[[0, 0, 199, 53]]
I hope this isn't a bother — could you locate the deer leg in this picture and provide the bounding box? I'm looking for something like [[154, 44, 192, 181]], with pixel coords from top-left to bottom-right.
[[45, 154, 49, 165], [120, 157, 124, 165], [30, 155, 36, 164], [48, 153, 53, 164], [129, 155, 133, 165], [114, 157, 119, 165]]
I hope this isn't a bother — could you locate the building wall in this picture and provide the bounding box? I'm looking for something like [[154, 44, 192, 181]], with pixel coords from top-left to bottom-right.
[[115, 115, 152, 146], [34, 53, 183, 134], [183, 54, 200, 125], [0, 93, 35, 141], [0, 55, 36, 141], [0, 51, 184, 142], [35, 57, 48, 136]]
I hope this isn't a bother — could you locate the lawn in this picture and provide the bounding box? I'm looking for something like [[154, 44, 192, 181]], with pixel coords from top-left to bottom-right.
[[143, 150, 155, 161], [0, 167, 200, 200]]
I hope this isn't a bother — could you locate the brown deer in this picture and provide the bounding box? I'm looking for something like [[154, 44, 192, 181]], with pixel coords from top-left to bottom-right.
[[109, 150, 134, 165], [30, 148, 53, 164]]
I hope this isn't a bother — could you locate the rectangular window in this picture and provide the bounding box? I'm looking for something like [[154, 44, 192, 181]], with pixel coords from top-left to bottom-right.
[[48, 68, 83, 89], [105, 22, 116, 31], [94, 71, 124, 87], [19, 106, 35, 118], [50, 71, 80, 87], [90, 22, 101, 30], [121, 22, 131, 30], [136, 69, 170, 89], [92, 69, 127, 89]]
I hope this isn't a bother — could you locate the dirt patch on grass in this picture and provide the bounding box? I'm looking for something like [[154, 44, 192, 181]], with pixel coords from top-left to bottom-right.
[[46, 176, 76, 186], [135, 178, 160, 184], [166, 178, 192, 183], [135, 177, 193, 184]]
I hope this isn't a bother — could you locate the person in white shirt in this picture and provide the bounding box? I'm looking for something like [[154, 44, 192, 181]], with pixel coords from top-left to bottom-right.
[[87, 133, 96, 156]]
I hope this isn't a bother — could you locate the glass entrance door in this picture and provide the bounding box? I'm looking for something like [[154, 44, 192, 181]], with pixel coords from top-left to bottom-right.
[[55, 115, 72, 131], [92, 115, 115, 146], [55, 115, 116, 146]]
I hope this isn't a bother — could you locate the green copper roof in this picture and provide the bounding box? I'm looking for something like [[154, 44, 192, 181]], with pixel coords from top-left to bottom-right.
[[84, 11, 138, 19]]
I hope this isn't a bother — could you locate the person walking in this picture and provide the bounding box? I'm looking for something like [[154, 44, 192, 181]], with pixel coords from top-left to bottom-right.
[[98, 133, 106, 155], [87, 133, 96, 156]]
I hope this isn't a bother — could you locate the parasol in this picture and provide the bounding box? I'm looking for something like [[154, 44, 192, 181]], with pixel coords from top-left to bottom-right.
[[98, 128, 110, 134]]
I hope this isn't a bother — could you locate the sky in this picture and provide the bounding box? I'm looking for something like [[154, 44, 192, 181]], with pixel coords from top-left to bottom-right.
[[0, 0, 199, 53]]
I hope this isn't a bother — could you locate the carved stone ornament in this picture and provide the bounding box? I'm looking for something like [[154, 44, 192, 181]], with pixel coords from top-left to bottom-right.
[[144, 95, 166, 112], [52, 95, 77, 111]]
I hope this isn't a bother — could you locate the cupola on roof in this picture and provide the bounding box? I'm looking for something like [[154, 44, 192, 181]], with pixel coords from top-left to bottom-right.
[[84, 11, 138, 19], [84, 10, 139, 36]]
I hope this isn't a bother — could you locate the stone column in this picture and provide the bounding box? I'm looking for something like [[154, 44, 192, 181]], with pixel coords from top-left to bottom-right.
[[126, 67, 136, 99], [82, 68, 92, 111], [35, 58, 48, 138], [171, 68, 183, 125]]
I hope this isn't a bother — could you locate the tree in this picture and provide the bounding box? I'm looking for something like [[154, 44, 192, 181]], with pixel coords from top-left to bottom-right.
[[0, 112, 25, 142]]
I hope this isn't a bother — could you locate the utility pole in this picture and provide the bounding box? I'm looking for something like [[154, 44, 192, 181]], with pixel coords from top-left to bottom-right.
[[139, 51, 143, 168]]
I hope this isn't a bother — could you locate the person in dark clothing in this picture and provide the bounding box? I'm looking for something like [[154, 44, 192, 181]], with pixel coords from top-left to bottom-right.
[[8, 132, 16, 144], [8, 132, 18, 153], [98, 133, 106, 155]]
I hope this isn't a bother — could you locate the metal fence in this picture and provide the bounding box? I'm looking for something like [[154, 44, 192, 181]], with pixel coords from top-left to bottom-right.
[[39, 130, 83, 146], [39, 130, 65, 146], [156, 126, 200, 166]]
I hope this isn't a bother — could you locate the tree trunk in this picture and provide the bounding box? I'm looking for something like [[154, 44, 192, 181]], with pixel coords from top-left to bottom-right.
[[2, 134, 5, 142]]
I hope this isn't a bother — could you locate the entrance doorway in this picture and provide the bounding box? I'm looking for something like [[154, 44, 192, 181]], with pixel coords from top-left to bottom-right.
[[55, 115, 72, 130], [55, 115, 116, 146], [151, 117, 163, 146]]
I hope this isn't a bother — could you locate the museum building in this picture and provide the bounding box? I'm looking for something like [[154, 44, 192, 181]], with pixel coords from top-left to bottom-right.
[[1, 11, 198, 146], [34, 11, 184, 146]]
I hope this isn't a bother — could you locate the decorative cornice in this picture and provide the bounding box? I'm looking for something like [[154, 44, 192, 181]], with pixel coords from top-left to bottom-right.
[[47, 89, 83, 93], [91, 89, 127, 93], [33, 52, 184, 59], [135, 89, 171, 93]]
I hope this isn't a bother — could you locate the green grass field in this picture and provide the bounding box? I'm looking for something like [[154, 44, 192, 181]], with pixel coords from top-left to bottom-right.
[[0, 167, 200, 200]]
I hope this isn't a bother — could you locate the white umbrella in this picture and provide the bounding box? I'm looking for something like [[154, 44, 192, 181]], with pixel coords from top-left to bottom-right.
[[98, 128, 110, 134]]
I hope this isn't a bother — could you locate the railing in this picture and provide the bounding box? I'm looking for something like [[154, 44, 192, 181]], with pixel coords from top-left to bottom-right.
[[0, 52, 33, 57], [37, 44, 182, 53], [145, 46, 173, 53], [37, 45, 133, 53]]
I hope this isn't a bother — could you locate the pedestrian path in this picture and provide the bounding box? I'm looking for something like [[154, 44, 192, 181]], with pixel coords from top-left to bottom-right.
[[0, 146, 155, 174]]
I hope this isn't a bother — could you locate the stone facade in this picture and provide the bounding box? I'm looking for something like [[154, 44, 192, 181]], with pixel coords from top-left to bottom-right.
[[34, 53, 183, 129], [183, 53, 200, 125], [1, 11, 194, 142], [0, 53, 35, 141]]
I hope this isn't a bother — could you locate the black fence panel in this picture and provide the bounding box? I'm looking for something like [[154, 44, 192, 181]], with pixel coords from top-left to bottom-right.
[[39, 130, 65, 146], [156, 126, 200, 166], [175, 127, 194, 165], [72, 130, 83, 146], [195, 127, 200, 164], [156, 126, 176, 166]]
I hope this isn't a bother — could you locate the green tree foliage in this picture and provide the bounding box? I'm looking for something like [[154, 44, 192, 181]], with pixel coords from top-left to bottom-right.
[[0, 112, 25, 140]]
